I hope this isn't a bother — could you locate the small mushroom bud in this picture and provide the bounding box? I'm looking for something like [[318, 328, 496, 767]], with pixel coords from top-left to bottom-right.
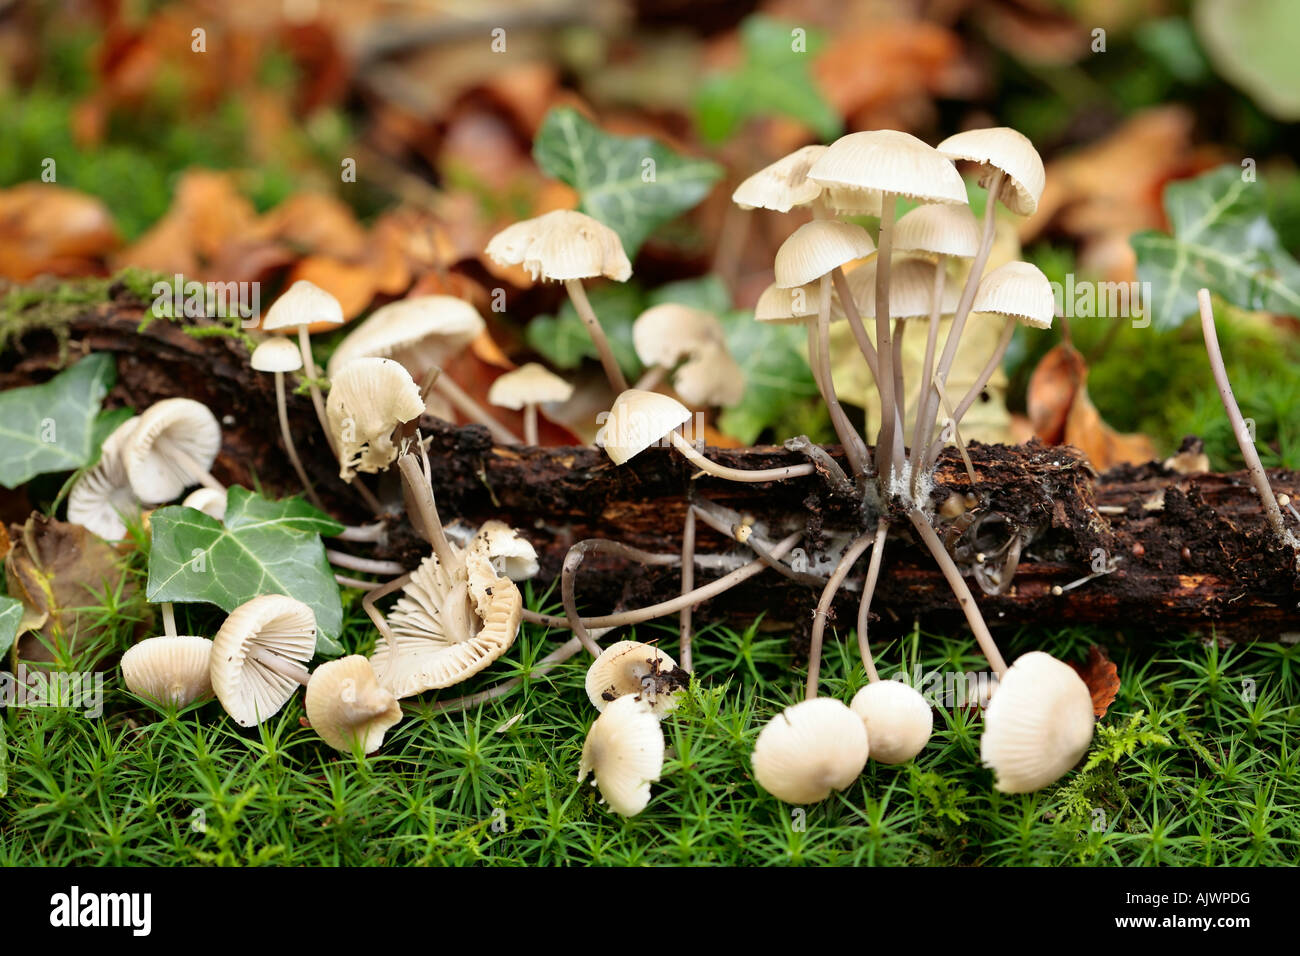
[[850, 680, 933, 764], [752, 698, 869, 804], [578, 694, 664, 817]]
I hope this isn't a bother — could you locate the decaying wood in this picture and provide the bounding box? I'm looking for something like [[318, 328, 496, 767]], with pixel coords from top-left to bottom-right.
[[2, 279, 1298, 645]]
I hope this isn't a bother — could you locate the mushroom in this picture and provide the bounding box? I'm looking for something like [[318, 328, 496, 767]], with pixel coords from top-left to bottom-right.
[[486, 209, 633, 393], [182, 487, 227, 521], [304, 655, 402, 754], [585, 641, 685, 717], [210, 594, 317, 727], [630, 303, 743, 407], [123, 398, 224, 502], [325, 357, 425, 481], [470, 519, 540, 582], [671, 344, 745, 408], [487, 363, 574, 446], [850, 680, 933, 765], [121, 635, 214, 708], [577, 693, 664, 817], [67, 414, 142, 540], [980, 651, 1095, 792], [731, 145, 828, 212], [751, 697, 869, 804], [250, 335, 322, 509], [261, 279, 345, 456]]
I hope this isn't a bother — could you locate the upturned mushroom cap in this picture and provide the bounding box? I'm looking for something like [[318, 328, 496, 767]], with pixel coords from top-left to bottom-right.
[[894, 203, 982, 259], [809, 130, 968, 206], [632, 303, 727, 368], [850, 680, 934, 764], [182, 487, 227, 521], [598, 389, 692, 465], [305, 655, 402, 753], [487, 363, 574, 411], [211, 594, 318, 728], [673, 344, 745, 407], [121, 635, 214, 707], [972, 261, 1055, 329], [835, 257, 960, 320], [980, 651, 1095, 793], [122, 398, 222, 503], [754, 281, 827, 324], [325, 296, 485, 378], [731, 145, 828, 212], [325, 357, 425, 480], [936, 126, 1044, 216], [752, 697, 869, 804], [585, 641, 684, 717], [486, 209, 632, 283], [67, 415, 142, 540], [250, 336, 304, 373], [468, 520, 540, 581], [578, 693, 664, 816], [774, 220, 876, 289], [261, 279, 345, 332]]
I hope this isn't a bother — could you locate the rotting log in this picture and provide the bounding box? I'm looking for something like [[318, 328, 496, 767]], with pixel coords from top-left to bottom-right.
[[2, 278, 1298, 646]]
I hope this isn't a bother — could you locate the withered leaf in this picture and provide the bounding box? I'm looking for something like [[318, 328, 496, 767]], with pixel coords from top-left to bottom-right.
[[1070, 645, 1121, 719]]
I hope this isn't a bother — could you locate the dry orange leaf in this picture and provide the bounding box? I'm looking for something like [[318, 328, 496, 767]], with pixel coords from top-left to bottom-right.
[[0, 184, 119, 280], [1070, 645, 1121, 718]]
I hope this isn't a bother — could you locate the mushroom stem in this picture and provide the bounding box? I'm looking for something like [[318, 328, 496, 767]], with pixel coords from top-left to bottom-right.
[[161, 602, 178, 640], [906, 508, 1007, 676], [806, 321, 869, 477], [814, 273, 871, 477], [679, 506, 696, 673], [297, 324, 338, 459], [349, 476, 390, 519], [930, 374, 979, 488], [565, 278, 629, 393], [925, 315, 1016, 470], [431, 374, 521, 445], [633, 364, 669, 392], [362, 572, 412, 648], [332, 522, 386, 543], [247, 646, 311, 686], [909, 254, 948, 497], [805, 531, 877, 700], [523, 403, 539, 446], [690, 499, 827, 587], [274, 370, 324, 510], [668, 431, 815, 483], [429, 636, 586, 713], [874, 192, 902, 481], [396, 451, 456, 568], [168, 445, 225, 494], [335, 573, 379, 590], [326, 550, 406, 576], [855, 518, 890, 684], [830, 265, 881, 380], [563, 541, 682, 658]]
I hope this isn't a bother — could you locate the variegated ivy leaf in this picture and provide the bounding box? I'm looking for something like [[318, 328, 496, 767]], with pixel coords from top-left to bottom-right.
[[0, 354, 115, 489]]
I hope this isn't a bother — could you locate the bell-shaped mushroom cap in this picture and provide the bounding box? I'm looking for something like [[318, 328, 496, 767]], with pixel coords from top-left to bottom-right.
[[632, 303, 727, 368], [122, 635, 214, 707], [211, 594, 318, 728], [250, 336, 304, 373], [820, 184, 883, 217], [370, 546, 522, 698], [486, 209, 632, 283], [754, 281, 827, 324], [325, 296, 485, 377], [487, 363, 574, 411], [673, 344, 745, 408], [980, 651, 1095, 793], [68, 415, 142, 540], [752, 697, 869, 804], [585, 641, 684, 717], [809, 130, 967, 205], [469, 520, 540, 581], [578, 693, 664, 816], [972, 261, 1055, 329], [305, 655, 402, 753], [325, 357, 425, 480], [261, 279, 344, 332], [835, 257, 960, 321], [894, 203, 982, 259], [598, 389, 692, 466], [850, 680, 933, 764], [774, 220, 877, 289], [123, 398, 222, 503], [182, 487, 227, 521], [731, 145, 828, 212], [936, 126, 1044, 216]]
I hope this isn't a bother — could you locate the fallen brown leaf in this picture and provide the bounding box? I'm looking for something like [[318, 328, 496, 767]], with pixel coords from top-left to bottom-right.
[[1070, 644, 1121, 718], [0, 184, 119, 280]]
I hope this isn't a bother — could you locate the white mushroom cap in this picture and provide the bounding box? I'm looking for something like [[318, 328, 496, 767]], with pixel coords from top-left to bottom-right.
[[325, 357, 426, 480], [754, 281, 827, 324], [578, 693, 664, 816], [250, 337, 304, 373], [325, 296, 485, 378], [122, 398, 222, 503], [774, 220, 876, 289], [182, 487, 227, 521], [673, 344, 745, 408], [731, 145, 828, 212], [820, 184, 884, 217], [67, 415, 142, 540], [972, 261, 1055, 329], [585, 641, 684, 717], [632, 303, 727, 368], [468, 520, 540, 582], [936, 126, 1045, 217], [487, 363, 574, 411], [835, 257, 960, 320], [598, 389, 692, 466], [850, 680, 933, 764], [980, 651, 1095, 793], [210, 594, 318, 728], [261, 279, 344, 332], [752, 697, 869, 804], [809, 130, 967, 206], [894, 203, 982, 258], [121, 635, 214, 707], [305, 655, 402, 753], [486, 209, 632, 283]]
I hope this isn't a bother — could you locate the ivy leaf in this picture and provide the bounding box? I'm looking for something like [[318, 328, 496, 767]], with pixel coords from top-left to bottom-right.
[[0, 353, 115, 489], [717, 309, 824, 445], [0, 596, 23, 659], [647, 274, 733, 314], [147, 486, 344, 655], [533, 107, 723, 258], [694, 15, 841, 145], [525, 282, 645, 376], [1132, 165, 1300, 329]]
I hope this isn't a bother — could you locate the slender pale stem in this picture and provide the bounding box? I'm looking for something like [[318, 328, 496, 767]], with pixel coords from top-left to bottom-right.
[[169, 446, 225, 493], [909, 255, 948, 496], [679, 507, 696, 672], [248, 646, 310, 686], [931, 374, 978, 487], [396, 452, 455, 568], [432, 375, 520, 445], [891, 316, 907, 440], [523, 403, 539, 446], [350, 477, 389, 518], [335, 573, 379, 590], [297, 324, 337, 459], [161, 602, 178, 640], [669, 430, 815, 483], [814, 274, 870, 476], [274, 371, 324, 510], [806, 531, 877, 700], [806, 320, 869, 475], [565, 278, 628, 393], [633, 364, 669, 392], [830, 265, 881, 380], [562, 541, 681, 658], [690, 500, 826, 586], [856, 518, 889, 683], [926, 315, 1016, 469], [326, 550, 406, 576], [362, 572, 412, 648], [333, 522, 386, 543]]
